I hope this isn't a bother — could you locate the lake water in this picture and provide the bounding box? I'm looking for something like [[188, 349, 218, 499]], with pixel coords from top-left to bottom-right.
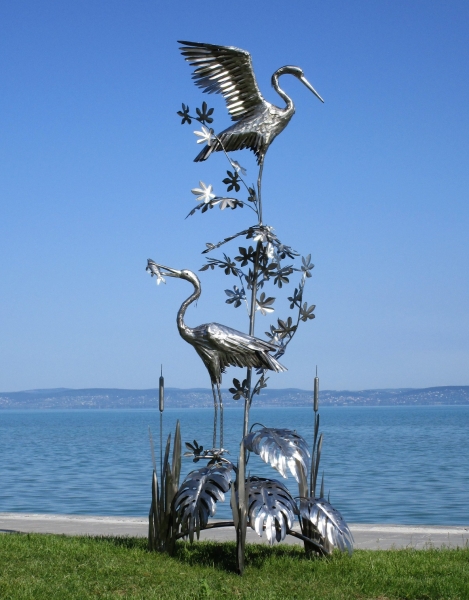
[[0, 406, 468, 525]]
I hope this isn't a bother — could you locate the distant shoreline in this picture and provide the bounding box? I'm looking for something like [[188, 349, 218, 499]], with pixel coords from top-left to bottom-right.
[[1, 385, 468, 409]]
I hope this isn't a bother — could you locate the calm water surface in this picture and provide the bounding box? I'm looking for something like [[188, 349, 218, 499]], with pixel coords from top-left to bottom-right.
[[0, 406, 468, 524]]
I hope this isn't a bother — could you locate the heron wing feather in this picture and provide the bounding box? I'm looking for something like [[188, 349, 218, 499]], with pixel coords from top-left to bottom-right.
[[205, 323, 286, 372], [179, 41, 264, 122]]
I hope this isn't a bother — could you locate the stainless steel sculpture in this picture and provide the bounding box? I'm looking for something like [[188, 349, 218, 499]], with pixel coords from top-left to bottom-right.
[[146, 41, 353, 574], [179, 41, 324, 218], [146, 260, 286, 449]]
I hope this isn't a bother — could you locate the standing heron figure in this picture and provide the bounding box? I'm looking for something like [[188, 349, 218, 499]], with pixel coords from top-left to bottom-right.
[[179, 40, 324, 219], [147, 260, 286, 449]]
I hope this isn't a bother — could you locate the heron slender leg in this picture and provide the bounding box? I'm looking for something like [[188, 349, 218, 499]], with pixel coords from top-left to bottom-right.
[[216, 381, 224, 449], [211, 383, 218, 449], [257, 158, 264, 225]]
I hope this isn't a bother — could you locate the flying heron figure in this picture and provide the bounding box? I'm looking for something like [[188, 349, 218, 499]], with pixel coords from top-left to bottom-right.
[[179, 40, 324, 219], [147, 259, 286, 449]]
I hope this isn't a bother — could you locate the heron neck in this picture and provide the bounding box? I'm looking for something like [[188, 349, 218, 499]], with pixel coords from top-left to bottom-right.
[[177, 278, 201, 340], [272, 70, 295, 115]]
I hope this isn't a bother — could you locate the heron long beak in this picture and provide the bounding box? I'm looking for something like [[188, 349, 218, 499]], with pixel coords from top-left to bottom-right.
[[300, 75, 324, 103], [146, 259, 182, 281]]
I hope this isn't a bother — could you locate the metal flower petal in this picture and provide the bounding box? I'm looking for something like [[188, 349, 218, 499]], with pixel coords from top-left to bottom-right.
[[218, 197, 238, 210], [299, 497, 354, 554], [194, 125, 214, 146], [191, 181, 216, 203], [230, 160, 247, 176], [256, 292, 275, 316], [244, 427, 310, 482], [173, 464, 233, 543], [247, 477, 298, 545]]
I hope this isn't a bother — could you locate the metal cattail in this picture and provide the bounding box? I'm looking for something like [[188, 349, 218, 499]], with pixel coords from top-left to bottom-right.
[[314, 366, 319, 413], [159, 365, 164, 413]]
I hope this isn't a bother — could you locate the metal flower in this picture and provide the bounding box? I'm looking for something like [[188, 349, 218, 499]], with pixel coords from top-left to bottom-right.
[[301, 254, 314, 277], [244, 427, 310, 482], [299, 302, 316, 322], [265, 325, 281, 345], [194, 125, 214, 146], [173, 464, 233, 542], [252, 226, 274, 243], [177, 103, 192, 125], [218, 197, 242, 210], [225, 285, 245, 308], [235, 246, 256, 267], [256, 292, 275, 316], [191, 181, 215, 203], [230, 160, 247, 176], [299, 497, 354, 554], [229, 378, 249, 401], [274, 317, 297, 339], [273, 266, 293, 288], [247, 477, 298, 545], [184, 439, 204, 462], [223, 170, 241, 193], [288, 287, 303, 309], [252, 374, 268, 397], [195, 101, 214, 124]]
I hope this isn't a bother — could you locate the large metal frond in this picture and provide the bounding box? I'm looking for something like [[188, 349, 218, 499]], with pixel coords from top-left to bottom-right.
[[173, 463, 233, 543], [299, 497, 354, 554], [244, 427, 310, 482], [247, 477, 298, 545]]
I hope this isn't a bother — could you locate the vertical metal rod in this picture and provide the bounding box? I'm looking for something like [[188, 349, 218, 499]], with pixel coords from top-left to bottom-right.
[[244, 240, 262, 438]]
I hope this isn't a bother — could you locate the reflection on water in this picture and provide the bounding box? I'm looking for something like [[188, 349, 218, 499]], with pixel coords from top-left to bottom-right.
[[1, 406, 468, 524]]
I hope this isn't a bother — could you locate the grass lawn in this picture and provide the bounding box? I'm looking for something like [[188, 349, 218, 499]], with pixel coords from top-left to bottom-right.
[[0, 534, 468, 599]]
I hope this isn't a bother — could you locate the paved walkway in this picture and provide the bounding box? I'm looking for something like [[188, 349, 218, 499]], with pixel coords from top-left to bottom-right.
[[1, 513, 468, 550]]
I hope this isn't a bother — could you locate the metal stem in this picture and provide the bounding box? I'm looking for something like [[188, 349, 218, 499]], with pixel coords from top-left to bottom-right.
[[175, 521, 235, 540], [243, 240, 262, 438]]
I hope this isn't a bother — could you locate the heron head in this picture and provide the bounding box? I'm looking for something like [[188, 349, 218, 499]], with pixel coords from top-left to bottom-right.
[[277, 65, 324, 103], [147, 260, 199, 286]]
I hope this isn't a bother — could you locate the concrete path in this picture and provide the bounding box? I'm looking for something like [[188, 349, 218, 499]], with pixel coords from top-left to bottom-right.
[[1, 513, 468, 550]]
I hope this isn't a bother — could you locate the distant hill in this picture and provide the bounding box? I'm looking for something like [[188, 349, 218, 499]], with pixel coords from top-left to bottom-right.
[[1, 386, 468, 409]]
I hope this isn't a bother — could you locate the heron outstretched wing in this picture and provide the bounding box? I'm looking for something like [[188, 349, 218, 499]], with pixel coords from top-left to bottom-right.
[[179, 41, 265, 122]]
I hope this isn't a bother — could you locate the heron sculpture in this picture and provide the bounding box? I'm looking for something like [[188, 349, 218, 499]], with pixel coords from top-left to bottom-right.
[[179, 40, 324, 218], [147, 259, 286, 449]]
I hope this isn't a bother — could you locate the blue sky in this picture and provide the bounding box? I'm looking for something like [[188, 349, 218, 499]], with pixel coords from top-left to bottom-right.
[[1, 1, 468, 392]]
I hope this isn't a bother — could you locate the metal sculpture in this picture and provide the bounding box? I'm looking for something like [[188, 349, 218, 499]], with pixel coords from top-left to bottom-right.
[[146, 260, 286, 450], [179, 40, 324, 214], [146, 41, 353, 574]]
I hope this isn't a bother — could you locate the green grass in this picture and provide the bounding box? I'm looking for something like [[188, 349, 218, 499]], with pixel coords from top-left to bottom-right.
[[0, 534, 468, 599]]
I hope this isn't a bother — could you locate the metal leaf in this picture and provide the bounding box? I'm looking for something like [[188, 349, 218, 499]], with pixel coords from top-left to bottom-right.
[[247, 477, 298, 545], [244, 427, 309, 482], [173, 463, 233, 542], [299, 497, 354, 554]]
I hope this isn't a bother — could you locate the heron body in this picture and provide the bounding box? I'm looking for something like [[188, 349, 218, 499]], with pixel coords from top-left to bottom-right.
[[179, 41, 324, 166], [147, 260, 286, 449]]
